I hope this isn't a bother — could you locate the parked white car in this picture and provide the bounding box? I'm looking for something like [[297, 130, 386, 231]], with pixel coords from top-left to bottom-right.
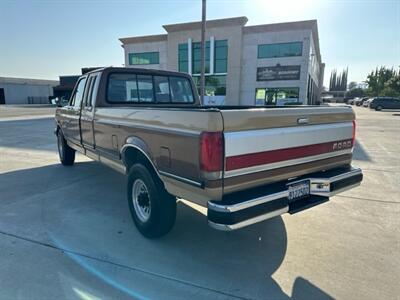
[[363, 98, 372, 107], [348, 98, 359, 105]]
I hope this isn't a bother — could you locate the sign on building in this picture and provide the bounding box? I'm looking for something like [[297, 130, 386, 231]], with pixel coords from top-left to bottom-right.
[[257, 65, 301, 81]]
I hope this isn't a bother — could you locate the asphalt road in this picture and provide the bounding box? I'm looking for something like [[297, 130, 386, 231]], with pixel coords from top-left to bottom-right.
[[0, 105, 399, 300]]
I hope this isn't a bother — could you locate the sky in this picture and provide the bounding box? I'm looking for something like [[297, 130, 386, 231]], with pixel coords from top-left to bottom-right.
[[0, 0, 399, 87]]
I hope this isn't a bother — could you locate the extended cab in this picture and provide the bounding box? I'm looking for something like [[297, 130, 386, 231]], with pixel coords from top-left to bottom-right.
[[55, 67, 363, 238]]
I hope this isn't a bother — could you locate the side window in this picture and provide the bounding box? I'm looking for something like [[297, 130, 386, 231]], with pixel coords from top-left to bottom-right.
[[154, 76, 170, 102], [137, 75, 154, 102], [73, 78, 87, 108], [89, 74, 100, 106], [84, 74, 99, 107], [169, 76, 194, 103], [83, 77, 93, 107]]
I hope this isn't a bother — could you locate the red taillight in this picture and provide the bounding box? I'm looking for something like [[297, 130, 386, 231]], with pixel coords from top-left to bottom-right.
[[200, 132, 223, 173], [352, 120, 356, 146]]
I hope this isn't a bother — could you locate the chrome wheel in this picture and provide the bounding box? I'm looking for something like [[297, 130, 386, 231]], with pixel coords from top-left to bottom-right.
[[132, 179, 151, 222]]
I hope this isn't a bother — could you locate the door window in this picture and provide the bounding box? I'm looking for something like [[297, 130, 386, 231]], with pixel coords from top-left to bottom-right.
[[72, 78, 87, 108]]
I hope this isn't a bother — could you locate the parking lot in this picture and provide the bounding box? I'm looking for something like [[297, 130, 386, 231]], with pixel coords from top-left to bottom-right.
[[0, 105, 399, 299]]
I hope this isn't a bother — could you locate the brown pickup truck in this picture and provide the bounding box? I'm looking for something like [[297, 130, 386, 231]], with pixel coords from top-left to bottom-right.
[[55, 67, 363, 238]]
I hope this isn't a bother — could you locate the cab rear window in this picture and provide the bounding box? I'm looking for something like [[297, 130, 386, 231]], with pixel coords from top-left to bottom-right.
[[107, 73, 194, 104]]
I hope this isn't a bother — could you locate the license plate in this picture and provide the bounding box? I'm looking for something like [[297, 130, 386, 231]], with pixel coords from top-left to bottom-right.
[[288, 180, 310, 201]]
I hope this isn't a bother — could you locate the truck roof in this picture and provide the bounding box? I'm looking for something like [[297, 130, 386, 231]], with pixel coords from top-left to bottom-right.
[[84, 67, 192, 79]]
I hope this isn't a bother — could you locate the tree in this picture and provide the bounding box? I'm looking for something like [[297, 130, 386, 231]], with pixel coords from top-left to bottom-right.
[[329, 68, 348, 91], [345, 88, 365, 98], [366, 66, 399, 96], [348, 81, 357, 90], [382, 72, 400, 97]]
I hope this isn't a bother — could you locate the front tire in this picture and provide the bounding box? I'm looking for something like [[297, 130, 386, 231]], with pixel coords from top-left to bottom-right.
[[375, 105, 382, 111], [127, 164, 176, 238], [57, 130, 75, 166]]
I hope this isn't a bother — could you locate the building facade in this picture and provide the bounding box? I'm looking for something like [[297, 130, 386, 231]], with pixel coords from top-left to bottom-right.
[[120, 17, 324, 106], [0, 77, 58, 104]]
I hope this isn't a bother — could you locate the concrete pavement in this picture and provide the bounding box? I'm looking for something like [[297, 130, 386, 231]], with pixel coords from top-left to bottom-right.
[[0, 106, 399, 299]]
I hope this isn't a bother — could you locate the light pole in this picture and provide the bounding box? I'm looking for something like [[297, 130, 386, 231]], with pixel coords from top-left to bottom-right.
[[200, 0, 206, 105]]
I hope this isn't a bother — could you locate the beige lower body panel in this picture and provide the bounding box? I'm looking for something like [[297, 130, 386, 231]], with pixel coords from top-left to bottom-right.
[[67, 141, 126, 174], [162, 175, 222, 207]]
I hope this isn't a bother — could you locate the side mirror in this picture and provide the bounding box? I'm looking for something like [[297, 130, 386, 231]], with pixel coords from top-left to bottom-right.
[[55, 98, 62, 107]]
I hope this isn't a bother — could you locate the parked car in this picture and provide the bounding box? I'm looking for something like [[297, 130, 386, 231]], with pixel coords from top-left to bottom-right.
[[355, 97, 369, 106], [52, 96, 70, 107], [343, 97, 354, 104], [55, 67, 363, 238], [348, 98, 359, 105], [369, 97, 400, 110], [363, 98, 372, 107]]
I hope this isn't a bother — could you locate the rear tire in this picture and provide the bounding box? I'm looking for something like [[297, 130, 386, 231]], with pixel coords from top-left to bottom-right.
[[127, 163, 176, 238], [375, 105, 382, 111], [57, 130, 75, 166]]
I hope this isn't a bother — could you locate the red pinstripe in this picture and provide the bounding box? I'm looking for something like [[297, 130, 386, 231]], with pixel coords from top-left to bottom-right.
[[226, 140, 352, 171]]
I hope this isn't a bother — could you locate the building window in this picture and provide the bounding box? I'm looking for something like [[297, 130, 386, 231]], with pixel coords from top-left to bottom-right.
[[255, 87, 300, 106], [129, 52, 159, 65], [193, 75, 226, 96], [178, 39, 228, 75], [178, 43, 188, 73], [258, 42, 303, 59], [307, 75, 318, 105], [192, 75, 226, 105], [214, 40, 228, 73], [192, 41, 210, 74]]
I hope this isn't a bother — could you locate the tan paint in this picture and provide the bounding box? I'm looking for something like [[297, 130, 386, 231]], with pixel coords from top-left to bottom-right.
[[221, 106, 355, 132]]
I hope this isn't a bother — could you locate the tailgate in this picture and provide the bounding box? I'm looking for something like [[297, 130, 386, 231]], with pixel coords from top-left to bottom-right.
[[221, 106, 355, 194]]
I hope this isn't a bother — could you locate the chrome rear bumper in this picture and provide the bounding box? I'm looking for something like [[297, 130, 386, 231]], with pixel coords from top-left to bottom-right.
[[208, 166, 362, 231]]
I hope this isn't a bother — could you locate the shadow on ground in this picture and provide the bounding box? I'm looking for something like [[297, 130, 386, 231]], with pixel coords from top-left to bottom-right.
[[0, 161, 333, 299], [353, 140, 372, 162]]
